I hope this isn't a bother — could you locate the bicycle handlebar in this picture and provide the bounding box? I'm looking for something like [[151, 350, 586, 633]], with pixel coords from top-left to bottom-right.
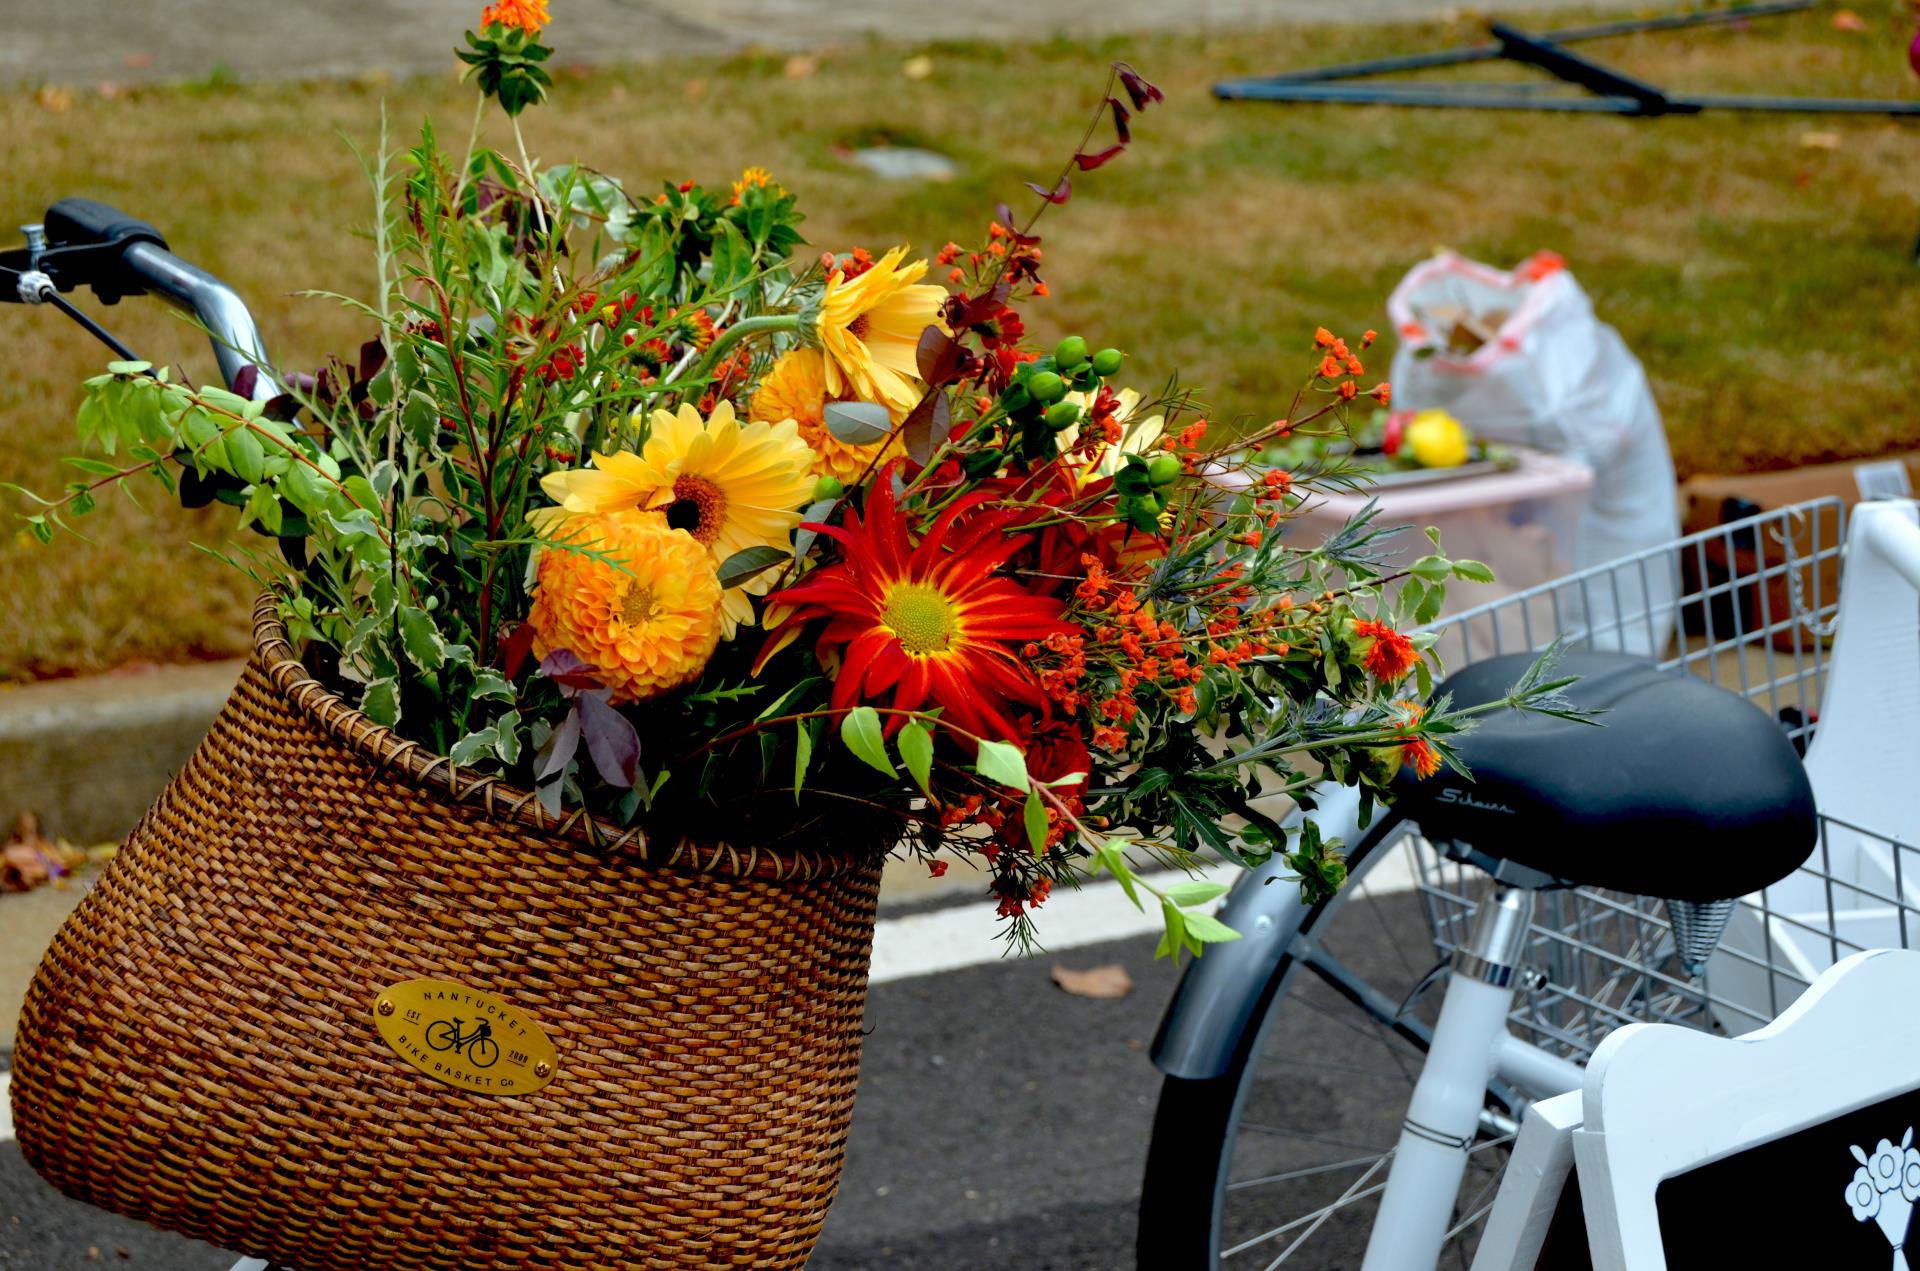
[[6, 197, 280, 400], [120, 241, 281, 400]]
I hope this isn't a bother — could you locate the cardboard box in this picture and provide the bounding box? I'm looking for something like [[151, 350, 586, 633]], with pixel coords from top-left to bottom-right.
[[1678, 453, 1920, 651]]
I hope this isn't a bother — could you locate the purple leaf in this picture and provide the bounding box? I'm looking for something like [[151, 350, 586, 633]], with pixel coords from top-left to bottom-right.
[[946, 276, 1012, 331], [1024, 176, 1071, 205], [1114, 62, 1164, 111], [358, 338, 388, 383], [1074, 145, 1126, 171], [533, 706, 582, 782], [576, 690, 641, 789], [994, 201, 1041, 247], [537, 647, 604, 695], [902, 389, 952, 467], [232, 365, 259, 400], [916, 326, 965, 386], [1107, 95, 1132, 144]]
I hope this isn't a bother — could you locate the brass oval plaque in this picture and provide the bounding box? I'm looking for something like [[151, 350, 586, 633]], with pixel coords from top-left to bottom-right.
[[371, 978, 558, 1095]]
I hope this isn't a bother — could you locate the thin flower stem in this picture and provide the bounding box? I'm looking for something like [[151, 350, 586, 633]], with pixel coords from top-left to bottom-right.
[[678, 313, 801, 390], [509, 114, 551, 237], [453, 93, 487, 208]]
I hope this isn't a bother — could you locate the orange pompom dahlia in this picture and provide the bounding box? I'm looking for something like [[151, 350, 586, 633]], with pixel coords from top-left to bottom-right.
[[528, 513, 723, 704], [750, 348, 904, 485]]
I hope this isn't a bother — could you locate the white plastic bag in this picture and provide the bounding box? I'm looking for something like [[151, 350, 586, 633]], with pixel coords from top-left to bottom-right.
[[1387, 251, 1679, 654]]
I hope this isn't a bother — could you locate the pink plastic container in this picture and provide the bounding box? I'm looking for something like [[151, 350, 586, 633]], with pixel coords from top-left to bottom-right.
[[1288, 448, 1595, 613]]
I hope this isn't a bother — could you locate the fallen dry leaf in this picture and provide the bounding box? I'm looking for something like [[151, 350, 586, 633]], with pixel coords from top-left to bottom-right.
[[1051, 963, 1134, 999], [35, 86, 73, 113], [901, 55, 934, 81], [784, 55, 819, 80], [1831, 9, 1869, 31], [0, 812, 116, 893], [1801, 131, 1844, 150]]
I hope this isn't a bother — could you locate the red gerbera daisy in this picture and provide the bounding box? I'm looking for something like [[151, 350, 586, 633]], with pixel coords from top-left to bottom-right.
[[768, 467, 1075, 742], [1353, 619, 1419, 683]]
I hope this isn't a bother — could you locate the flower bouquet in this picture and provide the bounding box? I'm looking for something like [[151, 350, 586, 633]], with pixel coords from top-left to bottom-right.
[[9, 4, 1568, 1268]]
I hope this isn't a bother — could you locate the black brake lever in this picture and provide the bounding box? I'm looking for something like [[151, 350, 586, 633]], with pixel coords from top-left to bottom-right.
[[1, 198, 170, 306]]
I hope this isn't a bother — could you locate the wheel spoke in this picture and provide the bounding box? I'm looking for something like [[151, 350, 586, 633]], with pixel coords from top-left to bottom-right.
[[1186, 832, 1537, 1271], [1228, 1150, 1393, 1192], [1217, 1152, 1392, 1263], [1232, 1121, 1391, 1156]]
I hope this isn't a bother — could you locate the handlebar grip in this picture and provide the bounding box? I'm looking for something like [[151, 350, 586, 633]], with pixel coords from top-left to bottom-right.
[[43, 198, 168, 253]]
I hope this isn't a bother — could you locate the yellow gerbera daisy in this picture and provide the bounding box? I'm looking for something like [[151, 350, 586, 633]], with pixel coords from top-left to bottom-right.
[[1056, 387, 1166, 487], [750, 348, 905, 486], [537, 400, 817, 638], [527, 513, 723, 705], [812, 246, 948, 416]]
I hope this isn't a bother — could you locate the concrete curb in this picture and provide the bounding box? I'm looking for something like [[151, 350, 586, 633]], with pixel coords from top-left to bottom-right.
[[0, 660, 244, 845]]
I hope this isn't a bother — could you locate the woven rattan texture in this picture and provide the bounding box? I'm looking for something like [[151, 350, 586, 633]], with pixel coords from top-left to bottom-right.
[[12, 614, 884, 1270]]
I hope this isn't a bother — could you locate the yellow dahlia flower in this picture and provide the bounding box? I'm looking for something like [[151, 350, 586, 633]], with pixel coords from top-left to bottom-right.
[[538, 400, 817, 638], [812, 246, 948, 416], [528, 513, 723, 705], [750, 348, 904, 486]]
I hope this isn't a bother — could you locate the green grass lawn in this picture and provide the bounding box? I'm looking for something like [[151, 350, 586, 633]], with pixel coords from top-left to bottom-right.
[[2, 7, 1916, 679]]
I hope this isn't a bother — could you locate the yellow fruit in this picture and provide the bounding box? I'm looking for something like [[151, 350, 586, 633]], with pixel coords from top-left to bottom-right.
[[1405, 409, 1470, 468]]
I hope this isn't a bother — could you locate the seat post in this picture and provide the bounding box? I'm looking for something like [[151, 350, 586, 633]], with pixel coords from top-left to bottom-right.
[[1454, 886, 1537, 986], [1361, 885, 1539, 1270]]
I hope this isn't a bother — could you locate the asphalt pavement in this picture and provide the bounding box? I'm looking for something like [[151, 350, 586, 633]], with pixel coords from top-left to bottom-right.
[[1, 924, 1186, 1271]]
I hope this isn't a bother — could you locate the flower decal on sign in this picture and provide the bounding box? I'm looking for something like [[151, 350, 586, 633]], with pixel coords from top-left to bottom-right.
[[1847, 1127, 1920, 1269]]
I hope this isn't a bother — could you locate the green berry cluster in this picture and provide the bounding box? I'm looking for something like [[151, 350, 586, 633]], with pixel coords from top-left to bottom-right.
[[1110, 449, 1181, 532], [973, 336, 1126, 473]]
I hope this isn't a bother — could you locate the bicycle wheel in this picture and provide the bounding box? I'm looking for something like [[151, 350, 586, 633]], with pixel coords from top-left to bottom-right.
[[1138, 824, 1520, 1270], [468, 1035, 500, 1069], [425, 1019, 460, 1052]]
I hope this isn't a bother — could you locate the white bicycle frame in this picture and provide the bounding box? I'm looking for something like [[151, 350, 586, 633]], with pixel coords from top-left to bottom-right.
[[1354, 499, 1920, 1271]]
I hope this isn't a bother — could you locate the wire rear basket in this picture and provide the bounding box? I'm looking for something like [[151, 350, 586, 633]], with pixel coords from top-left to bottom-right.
[[1400, 496, 1920, 1061]]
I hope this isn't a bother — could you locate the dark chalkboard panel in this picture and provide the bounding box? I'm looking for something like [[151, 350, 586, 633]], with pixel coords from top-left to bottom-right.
[[1657, 1086, 1920, 1265]]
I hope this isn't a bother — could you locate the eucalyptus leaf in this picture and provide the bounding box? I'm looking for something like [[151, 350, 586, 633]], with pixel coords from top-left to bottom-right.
[[792, 497, 838, 560], [716, 545, 789, 589], [822, 401, 893, 446]]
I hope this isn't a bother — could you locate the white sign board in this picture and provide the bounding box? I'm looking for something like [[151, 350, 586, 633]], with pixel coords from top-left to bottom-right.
[[1475, 949, 1920, 1269]]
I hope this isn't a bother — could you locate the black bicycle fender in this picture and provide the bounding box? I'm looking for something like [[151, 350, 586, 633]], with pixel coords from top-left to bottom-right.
[[1148, 783, 1385, 1080]]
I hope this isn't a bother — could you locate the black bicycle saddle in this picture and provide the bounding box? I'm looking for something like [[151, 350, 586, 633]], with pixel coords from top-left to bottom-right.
[[1391, 650, 1817, 901]]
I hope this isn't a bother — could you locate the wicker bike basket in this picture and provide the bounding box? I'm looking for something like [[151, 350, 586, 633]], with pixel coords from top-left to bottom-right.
[[11, 598, 886, 1270]]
